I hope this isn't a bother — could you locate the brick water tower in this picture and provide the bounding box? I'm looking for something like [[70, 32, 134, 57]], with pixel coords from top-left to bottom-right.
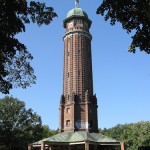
[[59, 0, 98, 133]]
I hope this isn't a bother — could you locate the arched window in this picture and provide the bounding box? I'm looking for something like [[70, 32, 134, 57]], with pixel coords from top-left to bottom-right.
[[66, 120, 70, 126], [66, 108, 70, 113]]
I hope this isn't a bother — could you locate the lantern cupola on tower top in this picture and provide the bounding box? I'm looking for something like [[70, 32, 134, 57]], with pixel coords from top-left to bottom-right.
[[63, 3, 91, 28], [67, 7, 88, 19]]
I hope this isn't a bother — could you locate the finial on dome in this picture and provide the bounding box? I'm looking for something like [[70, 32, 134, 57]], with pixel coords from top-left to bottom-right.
[[75, 0, 79, 7]]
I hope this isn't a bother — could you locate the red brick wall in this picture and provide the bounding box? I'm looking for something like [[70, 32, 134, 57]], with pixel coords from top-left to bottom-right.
[[59, 17, 98, 133]]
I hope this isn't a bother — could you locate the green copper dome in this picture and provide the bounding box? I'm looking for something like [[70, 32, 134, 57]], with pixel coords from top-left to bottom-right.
[[67, 7, 88, 19]]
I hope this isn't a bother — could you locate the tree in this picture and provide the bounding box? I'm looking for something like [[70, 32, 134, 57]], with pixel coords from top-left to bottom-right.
[[0, 0, 57, 94], [100, 122, 150, 150], [96, 0, 150, 54], [0, 96, 44, 150], [41, 125, 58, 139]]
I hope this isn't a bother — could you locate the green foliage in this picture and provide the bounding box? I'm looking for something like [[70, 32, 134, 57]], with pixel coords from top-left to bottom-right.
[[41, 125, 58, 139], [0, 0, 57, 94], [100, 122, 150, 150], [0, 96, 44, 150], [96, 0, 150, 54]]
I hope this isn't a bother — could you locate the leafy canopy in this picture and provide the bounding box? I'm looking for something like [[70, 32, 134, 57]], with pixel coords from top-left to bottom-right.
[[97, 0, 150, 54], [41, 125, 58, 139], [0, 0, 57, 94], [100, 122, 150, 150], [0, 96, 44, 150]]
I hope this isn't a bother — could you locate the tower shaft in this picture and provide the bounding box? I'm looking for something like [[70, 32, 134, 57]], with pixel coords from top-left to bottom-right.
[[63, 29, 93, 101], [59, 7, 98, 133]]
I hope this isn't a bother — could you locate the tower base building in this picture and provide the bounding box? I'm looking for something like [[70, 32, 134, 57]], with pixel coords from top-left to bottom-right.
[[29, 132, 124, 150]]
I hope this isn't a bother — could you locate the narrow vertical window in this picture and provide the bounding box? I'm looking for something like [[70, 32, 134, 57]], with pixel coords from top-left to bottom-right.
[[66, 108, 70, 113], [66, 120, 70, 126]]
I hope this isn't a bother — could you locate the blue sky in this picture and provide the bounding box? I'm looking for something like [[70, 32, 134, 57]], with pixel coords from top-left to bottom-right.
[[0, 0, 150, 130]]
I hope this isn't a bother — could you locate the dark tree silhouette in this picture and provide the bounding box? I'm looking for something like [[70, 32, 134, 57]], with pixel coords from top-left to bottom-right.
[[97, 0, 150, 54], [0, 0, 57, 94]]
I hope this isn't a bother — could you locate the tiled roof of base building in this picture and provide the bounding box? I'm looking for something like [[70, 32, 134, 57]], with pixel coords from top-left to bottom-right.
[[33, 131, 120, 145]]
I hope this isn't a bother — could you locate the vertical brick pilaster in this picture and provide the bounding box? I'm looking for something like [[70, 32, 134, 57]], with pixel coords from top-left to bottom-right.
[[28, 145, 31, 150], [59, 105, 62, 132], [41, 141, 45, 150], [58, 145, 61, 150], [59, 104, 64, 132], [85, 90, 89, 131], [121, 142, 125, 150], [94, 145, 97, 150], [85, 142, 89, 150], [68, 146, 71, 150], [85, 101, 89, 131], [49, 146, 52, 150], [72, 102, 75, 131]]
